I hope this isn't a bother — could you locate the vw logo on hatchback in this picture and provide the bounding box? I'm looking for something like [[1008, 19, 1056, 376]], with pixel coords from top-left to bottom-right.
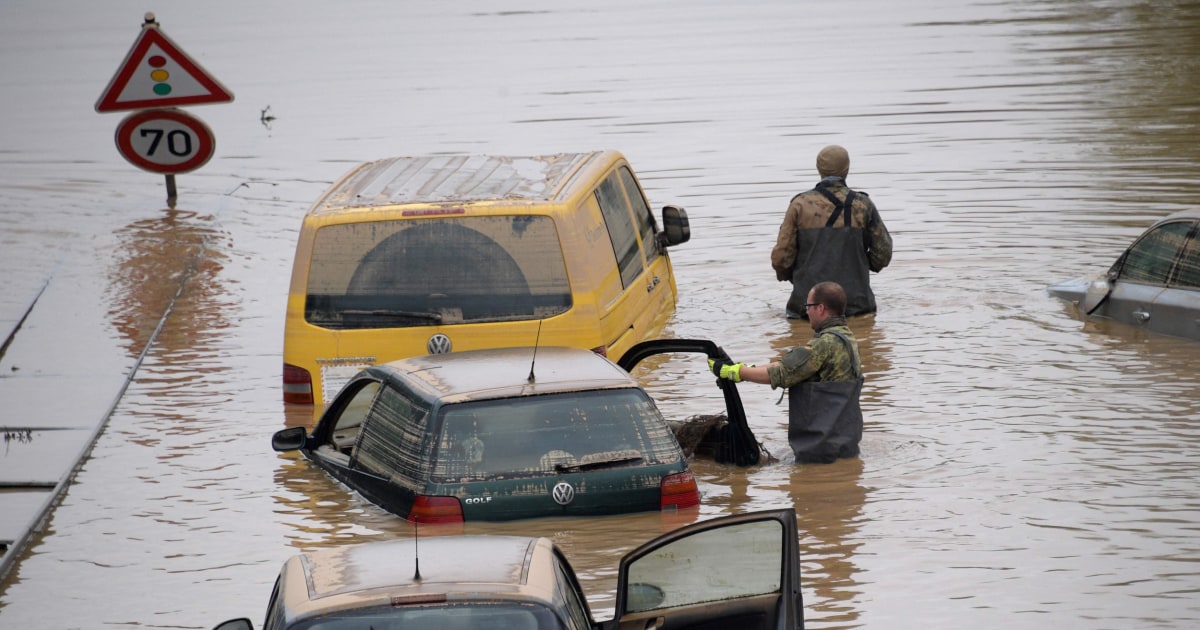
[[551, 482, 575, 506], [427, 334, 452, 354]]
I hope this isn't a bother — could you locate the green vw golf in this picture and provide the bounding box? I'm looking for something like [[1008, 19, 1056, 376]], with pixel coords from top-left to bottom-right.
[[272, 342, 747, 523]]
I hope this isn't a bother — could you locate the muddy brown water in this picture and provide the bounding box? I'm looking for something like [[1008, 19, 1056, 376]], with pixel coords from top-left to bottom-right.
[[2, 1, 1199, 628]]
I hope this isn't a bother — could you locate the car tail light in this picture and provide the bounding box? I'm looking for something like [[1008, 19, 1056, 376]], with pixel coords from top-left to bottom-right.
[[590, 345, 608, 357], [282, 363, 313, 404], [660, 471, 700, 510], [409, 496, 464, 524]]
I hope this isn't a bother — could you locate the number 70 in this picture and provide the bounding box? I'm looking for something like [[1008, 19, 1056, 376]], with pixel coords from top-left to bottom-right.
[[140, 128, 194, 157]]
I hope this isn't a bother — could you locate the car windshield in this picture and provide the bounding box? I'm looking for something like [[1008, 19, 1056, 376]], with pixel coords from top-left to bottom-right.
[[304, 216, 572, 329], [289, 602, 562, 630], [431, 389, 681, 482]]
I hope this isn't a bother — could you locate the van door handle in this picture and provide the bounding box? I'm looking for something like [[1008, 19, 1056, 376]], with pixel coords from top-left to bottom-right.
[[1133, 309, 1150, 323], [646, 276, 661, 292]]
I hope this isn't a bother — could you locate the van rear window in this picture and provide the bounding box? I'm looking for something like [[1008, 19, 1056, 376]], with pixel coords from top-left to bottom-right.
[[305, 216, 572, 329]]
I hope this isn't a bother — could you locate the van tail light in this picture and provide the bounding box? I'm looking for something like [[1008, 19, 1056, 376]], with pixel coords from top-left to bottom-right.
[[590, 345, 608, 358], [282, 363, 314, 404], [409, 496, 464, 524], [660, 471, 700, 510]]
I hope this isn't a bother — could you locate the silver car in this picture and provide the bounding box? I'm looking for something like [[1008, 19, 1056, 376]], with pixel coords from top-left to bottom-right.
[[1048, 209, 1200, 341], [213, 509, 803, 630]]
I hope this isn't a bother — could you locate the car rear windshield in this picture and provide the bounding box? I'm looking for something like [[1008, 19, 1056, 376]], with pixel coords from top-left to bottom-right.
[[305, 215, 572, 329], [288, 602, 560, 629], [431, 389, 682, 483]]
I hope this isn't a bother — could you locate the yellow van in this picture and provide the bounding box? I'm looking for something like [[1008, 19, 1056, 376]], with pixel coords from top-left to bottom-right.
[[282, 151, 691, 404]]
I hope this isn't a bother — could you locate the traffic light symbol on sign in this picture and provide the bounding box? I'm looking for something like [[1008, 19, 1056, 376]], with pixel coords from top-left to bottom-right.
[[95, 21, 233, 113], [148, 55, 172, 96]]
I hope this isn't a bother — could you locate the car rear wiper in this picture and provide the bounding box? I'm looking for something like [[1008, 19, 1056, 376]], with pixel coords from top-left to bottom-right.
[[341, 309, 443, 323], [555, 453, 644, 473]]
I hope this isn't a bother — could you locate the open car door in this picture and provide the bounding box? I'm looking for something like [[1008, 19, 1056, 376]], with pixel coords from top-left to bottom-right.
[[618, 339, 760, 466], [604, 509, 803, 630]]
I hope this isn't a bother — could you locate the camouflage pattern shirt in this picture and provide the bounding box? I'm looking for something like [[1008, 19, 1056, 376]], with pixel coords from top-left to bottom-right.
[[766, 318, 862, 390], [770, 178, 893, 281]]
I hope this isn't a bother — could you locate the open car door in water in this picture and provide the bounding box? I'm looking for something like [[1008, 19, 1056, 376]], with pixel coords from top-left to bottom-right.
[[619, 339, 763, 466], [605, 508, 803, 630]]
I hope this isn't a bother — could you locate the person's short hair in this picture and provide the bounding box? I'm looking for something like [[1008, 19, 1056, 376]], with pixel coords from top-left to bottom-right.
[[811, 281, 847, 316]]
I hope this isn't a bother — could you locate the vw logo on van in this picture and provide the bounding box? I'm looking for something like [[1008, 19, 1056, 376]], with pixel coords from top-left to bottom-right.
[[551, 482, 575, 506], [427, 334, 452, 354]]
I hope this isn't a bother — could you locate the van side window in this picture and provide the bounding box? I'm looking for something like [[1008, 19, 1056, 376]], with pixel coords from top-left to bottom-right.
[[618, 166, 660, 263], [595, 173, 645, 288]]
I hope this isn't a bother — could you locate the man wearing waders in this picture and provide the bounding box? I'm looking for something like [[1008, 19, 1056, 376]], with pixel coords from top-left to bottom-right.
[[771, 145, 892, 318], [709, 281, 864, 463]]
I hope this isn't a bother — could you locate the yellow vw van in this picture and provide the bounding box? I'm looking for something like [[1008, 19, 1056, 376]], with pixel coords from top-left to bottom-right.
[[282, 151, 691, 404]]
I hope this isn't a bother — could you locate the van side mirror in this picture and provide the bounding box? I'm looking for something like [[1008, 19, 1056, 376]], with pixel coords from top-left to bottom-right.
[[657, 205, 690, 247], [272, 426, 308, 452]]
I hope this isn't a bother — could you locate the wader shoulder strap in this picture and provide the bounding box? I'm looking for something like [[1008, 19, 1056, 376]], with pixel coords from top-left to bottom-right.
[[815, 188, 858, 228], [820, 329, 862, 379], [776, 330, 861, 402]]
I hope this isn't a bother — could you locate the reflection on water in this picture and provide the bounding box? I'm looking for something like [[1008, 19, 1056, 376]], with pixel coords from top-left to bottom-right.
[[788, 458, 866, 626], [106, 208, 231, 359], [271, 454, 414, 547], [2, 0, 1200, 628]]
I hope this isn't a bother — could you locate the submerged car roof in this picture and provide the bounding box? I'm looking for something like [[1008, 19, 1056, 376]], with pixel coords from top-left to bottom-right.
[[310, 151, 615, 214], [281, 536, 561, 622], [368, 346, 641, 404], [1153, 209, 1200, 223]]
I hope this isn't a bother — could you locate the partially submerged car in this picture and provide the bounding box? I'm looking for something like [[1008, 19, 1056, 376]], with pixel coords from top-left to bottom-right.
[[282, 151, 692, 405], [272, 341, 762, 524], [1048, 209, 1200, 341], [213, 508, 803, 630]]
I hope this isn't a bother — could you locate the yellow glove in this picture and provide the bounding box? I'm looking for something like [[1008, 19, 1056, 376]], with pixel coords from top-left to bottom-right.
[[707, 358, 746, 383]]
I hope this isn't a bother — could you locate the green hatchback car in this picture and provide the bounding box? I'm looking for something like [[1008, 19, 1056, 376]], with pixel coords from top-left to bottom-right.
[[272, 342, 750, 523]]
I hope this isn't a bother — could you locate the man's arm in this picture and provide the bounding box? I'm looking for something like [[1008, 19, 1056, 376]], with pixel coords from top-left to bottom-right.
[[726, 344, 820, 390], [866, 205, 892, 272], [771, 203, 801, 281], [738, 364, 773, 384]]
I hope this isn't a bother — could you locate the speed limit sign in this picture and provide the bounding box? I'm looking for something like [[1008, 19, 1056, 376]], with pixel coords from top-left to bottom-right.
[[114, 108, 215, 174]]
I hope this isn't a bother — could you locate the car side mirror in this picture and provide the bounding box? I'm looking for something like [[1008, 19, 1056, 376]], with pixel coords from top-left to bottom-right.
[[657, 205, 690, 247], [212, 619, 254, 630], [272, 426, 308, 452], [1106, 250, 1128, 281]]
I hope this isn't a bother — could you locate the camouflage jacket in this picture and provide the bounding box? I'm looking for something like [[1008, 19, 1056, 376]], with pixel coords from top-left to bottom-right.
[[766, 319, 862, 389], [770, 178, 893, 281]]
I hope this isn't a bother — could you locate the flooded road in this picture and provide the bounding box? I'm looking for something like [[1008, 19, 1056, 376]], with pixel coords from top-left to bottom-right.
[[2, 0, 1199, 627]]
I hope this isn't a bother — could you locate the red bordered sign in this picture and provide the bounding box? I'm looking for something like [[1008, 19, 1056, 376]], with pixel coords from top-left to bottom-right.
[[114, 108, 215, 174], [96, 20, 233, 113]]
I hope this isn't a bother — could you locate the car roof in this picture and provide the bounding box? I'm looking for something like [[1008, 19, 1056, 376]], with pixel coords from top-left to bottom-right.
[[281, 536, 562, 623], [310, 151, 614, 214], [1149, 209, 1200, 226], [368, 346, 641, 404]]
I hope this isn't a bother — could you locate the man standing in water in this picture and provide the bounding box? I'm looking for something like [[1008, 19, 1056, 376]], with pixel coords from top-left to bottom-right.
[[771, 145, 892, 318], [710, 281, 864, 463]]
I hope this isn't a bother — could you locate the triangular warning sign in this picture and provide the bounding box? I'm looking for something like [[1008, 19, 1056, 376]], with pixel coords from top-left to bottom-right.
[[95, 21, 234, 113]]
